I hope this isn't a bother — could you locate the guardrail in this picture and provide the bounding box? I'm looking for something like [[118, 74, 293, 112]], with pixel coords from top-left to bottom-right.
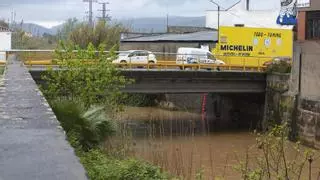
[[8, 50, 271, 72]]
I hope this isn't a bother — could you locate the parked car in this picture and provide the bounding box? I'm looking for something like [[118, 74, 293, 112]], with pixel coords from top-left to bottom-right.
[[176, 48, 225, 65], [112, 50, 157, 64]]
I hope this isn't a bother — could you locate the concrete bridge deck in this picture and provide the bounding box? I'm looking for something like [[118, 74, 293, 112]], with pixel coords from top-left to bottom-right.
[[29, 67, 267, 94], [0, 56, 87, 180]]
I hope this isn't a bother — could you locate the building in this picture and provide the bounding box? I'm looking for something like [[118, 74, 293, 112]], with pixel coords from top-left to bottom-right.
[[205, 0, 292, 29], [293, 0, 320, 99], [297, 0, 320, 41], [120, 30, 218, 60], [0, 27, 11, 61]]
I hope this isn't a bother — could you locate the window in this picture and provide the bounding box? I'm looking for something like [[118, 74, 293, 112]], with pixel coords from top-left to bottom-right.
[[306, 11, 320, 39], [138, 51, 148, 56]]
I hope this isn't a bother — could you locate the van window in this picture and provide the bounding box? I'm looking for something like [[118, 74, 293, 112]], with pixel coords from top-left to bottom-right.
[[139, 51, 149, 56], [128, 52, 136, 57], [207, 52, 216, 60]]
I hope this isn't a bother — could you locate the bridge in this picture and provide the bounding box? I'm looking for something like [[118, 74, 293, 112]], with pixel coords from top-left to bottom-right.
[[6, 49, 267, 94], [29, 67, 266, 93], [0, 51, 268, 180]]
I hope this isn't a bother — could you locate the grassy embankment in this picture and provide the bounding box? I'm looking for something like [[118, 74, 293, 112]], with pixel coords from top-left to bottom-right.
[[50, 100, 172, 180]]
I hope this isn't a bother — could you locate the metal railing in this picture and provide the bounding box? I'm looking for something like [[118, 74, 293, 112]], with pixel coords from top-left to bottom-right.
[[5, 49, 275, 72]]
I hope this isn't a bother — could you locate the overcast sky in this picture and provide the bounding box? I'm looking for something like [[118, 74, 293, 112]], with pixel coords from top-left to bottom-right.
[[0, 0, 279, 28]]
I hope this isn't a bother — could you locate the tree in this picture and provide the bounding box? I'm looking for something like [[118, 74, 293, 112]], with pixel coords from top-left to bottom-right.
[[57, 18, 79, 41], [69, 20, 128, 50], [58, 19, 129, 50], [43, 41, 131, 109], [0, 19, 9, 28]]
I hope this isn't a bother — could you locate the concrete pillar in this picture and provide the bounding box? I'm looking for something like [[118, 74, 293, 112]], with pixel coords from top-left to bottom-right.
[[297, 11, 306, 41]]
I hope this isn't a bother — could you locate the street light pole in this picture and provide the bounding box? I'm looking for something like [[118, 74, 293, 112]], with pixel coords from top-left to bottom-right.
[[217, 5, 220, 37], [209, 0, 221, 40]]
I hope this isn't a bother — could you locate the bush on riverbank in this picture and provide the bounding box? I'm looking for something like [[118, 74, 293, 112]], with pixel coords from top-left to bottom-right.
[[43, 43, 171, 179], [235, 124, 317, 179], [266, 60, 291, 74], [120, 93, 159, 107], [51, 100, 170, 180], [0, 66, 4, 75], [79, 149, 169, 180], [51, 100, 116, 151]]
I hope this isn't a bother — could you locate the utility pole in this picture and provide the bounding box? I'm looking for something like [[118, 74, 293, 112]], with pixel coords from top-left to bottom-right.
[[97, 2, 111, 21], [83, 0, 97, 26]]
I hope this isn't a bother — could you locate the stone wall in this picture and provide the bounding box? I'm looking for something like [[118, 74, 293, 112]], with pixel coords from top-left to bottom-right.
[[297, 98, 320, 149], [264, 73, 296, 131]]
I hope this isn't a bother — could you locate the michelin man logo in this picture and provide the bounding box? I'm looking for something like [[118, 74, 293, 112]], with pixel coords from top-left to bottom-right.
[[277, 0, 297, 25]]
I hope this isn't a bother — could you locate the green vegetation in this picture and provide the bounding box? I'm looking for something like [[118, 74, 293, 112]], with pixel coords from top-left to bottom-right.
[[11, 18, 128, 50], [43, 42, 129, 108], [235, 124, 316, 180], [12, 29, 58, 49], [120, 93, 160, 107], [0, 66, 4, 75], [66, 20, 128, 50], [44, 44, 170, 179], [266, 60, 292, 74], [51, 100, 169, 180]]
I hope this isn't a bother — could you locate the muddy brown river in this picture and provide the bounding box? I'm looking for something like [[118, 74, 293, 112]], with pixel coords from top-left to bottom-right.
[[116, 107, 320, 180]]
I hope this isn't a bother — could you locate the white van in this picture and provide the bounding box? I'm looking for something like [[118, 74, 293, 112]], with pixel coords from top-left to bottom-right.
[[176, 48, 225, 65]]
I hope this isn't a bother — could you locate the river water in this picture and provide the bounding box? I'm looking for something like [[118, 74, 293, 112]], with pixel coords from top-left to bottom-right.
[[116, 107, 320, 180]]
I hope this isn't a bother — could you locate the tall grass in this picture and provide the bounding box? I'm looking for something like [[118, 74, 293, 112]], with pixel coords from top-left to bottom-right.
[[116, 107, 320, 180], [50, 100, 171, 180], [0, 66, 4, 75]]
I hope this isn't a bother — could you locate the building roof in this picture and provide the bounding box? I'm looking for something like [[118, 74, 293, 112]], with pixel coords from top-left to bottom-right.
[[0, 26, 10, 32], [121, 31, 218, 43]]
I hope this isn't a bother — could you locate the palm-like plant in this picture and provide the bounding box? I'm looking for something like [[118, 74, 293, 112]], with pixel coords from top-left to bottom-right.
[[51, 100, 117, 151]]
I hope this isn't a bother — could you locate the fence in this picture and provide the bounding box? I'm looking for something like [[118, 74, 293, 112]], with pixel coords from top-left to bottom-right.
[[5, 50, 275, 72]]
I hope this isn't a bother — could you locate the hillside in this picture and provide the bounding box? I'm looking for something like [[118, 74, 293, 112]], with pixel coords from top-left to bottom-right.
[[20, 23, 55, 36], [20, 16, 206, 36]]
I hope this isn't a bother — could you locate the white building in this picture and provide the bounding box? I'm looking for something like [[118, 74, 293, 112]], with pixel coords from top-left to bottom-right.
[[206, 0, 293, 29], [0, 29, 11, 61], [0, 31, 12, 51]]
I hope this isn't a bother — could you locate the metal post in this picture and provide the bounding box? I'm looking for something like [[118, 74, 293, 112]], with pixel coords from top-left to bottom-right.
[[298, 53, 302, 95], [218, 5, 220, 37]]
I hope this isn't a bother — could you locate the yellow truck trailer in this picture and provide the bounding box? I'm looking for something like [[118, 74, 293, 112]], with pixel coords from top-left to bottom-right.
[[212, 26, 293, 66]]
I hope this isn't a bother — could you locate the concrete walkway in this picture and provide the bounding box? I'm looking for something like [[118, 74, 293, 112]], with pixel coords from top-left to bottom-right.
[[0, 56, 87, 180]]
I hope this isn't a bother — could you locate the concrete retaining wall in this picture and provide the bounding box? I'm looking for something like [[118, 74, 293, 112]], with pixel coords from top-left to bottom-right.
[[297, 98, 320, 149]]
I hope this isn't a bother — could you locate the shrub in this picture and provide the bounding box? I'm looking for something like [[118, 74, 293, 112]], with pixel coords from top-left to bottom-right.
[[43, 42, 131, 109], [79, 149, 170, 180], [266, 60, 292, 74], [51, 100, 116, 151], [235, 124, 316, 180], [119, 93, 159, 107], [0, 66, 4, 75]]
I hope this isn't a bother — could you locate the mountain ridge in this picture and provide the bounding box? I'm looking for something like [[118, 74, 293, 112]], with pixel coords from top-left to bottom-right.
[[20, 16, 206, 36]]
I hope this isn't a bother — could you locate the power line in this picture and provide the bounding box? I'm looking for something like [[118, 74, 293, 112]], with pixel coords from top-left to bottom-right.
[[209, 0, 267, 28], [97, 2, 111, 21]]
